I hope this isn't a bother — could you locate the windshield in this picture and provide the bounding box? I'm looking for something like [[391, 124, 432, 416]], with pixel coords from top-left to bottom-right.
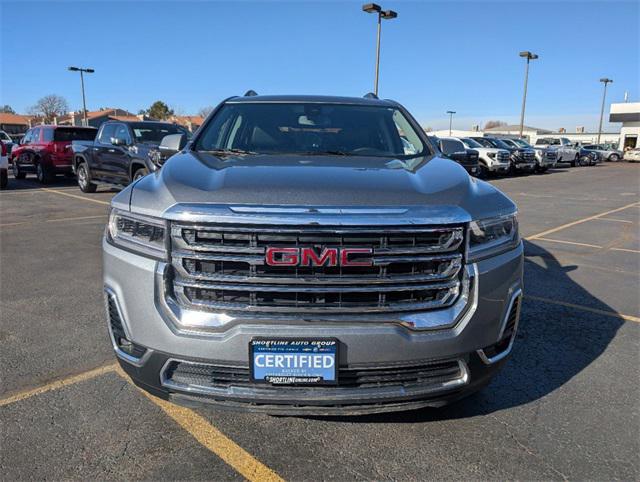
[[471, 137, 494, 148], [0, 131, 11, 142], [53, 128, 96, 142], [511, 138, 532, 148], [461, 138, 483, 148], [194, 102, 428, 158], [130, 123, 188, 145]]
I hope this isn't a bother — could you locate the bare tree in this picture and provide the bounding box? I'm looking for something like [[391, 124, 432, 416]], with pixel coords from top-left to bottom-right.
[[197, 106, 214, 118], [29, 95, 69, 122], [484, 120, 507, 130], [0, 105, 15, 114]]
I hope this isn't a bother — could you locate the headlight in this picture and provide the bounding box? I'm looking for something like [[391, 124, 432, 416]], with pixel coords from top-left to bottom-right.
[[468, 214, 519, 260], [148, 148, 162, 164], [107, 208, 168, 260]]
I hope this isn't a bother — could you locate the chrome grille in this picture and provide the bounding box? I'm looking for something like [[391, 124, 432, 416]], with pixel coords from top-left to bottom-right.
[[523, 151, 535, 162], [545, 150, 557, 160], [496, 151, 510, 163], [170, 224, 465, 315]]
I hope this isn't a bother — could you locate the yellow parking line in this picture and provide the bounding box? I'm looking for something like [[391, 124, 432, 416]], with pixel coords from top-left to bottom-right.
[[536, 238, 602, 249], [610, 247, 640, 254], [41, 188, 110, 206], [526, 201, 640, 240], [46, 214, 106, 223], [115, 367, 285, 482], [0, 363, 118, 408], [526, 295, 640, 323], [597, 218, 634, 224]]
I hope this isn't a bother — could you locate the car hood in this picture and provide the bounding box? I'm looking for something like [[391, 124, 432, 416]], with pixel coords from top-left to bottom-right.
[[116, 151, 516, 222]]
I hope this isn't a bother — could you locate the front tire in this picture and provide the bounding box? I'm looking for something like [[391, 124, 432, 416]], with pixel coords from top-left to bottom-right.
[[132, 167, 149, 181], [0, 169, 7, 189], [36, 162, 54, 184], [77, 162, 97, 193], [13, 157, 26, 179], [609, 153, 620, 162], [570, 154, 579, 167]]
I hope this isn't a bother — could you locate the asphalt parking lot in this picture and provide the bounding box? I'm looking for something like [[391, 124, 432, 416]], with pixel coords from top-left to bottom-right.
[[1, 163, 639, 481]]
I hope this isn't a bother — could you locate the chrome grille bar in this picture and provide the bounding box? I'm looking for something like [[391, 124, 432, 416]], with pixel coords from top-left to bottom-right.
[[169, 222, 465, 315]]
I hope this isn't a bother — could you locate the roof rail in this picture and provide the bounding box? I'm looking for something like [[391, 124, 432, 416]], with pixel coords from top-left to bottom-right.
[[244, 90, 258, 97], [363, 92, 378, 99]]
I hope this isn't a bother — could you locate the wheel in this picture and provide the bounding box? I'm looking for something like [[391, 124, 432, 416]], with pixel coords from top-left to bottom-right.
[[0, 169, 7, 189], [478, 164, 489, 179], [570, 154, 579, 167], [77, 162, 97, 193], [132, 167, 149, 181], [609, 153, 620, 162], [538, 166, 549, 173], [13, 156, 26, 179], [36, 161, 54, 184]]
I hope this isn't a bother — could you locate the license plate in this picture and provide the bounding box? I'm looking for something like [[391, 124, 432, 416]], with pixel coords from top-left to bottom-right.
[[250, 338, 338, 385]]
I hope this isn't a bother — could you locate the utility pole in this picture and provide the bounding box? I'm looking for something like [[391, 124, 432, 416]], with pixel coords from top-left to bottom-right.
[[518, 51, 538, 138], [447, 111, 456, 136], [68, 66, 95, 126], [597, 78, 613, 145], [362, 4, 398, 96]]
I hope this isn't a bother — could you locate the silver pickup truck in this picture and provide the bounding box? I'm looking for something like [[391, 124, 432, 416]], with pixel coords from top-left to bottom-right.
[[104, 94, 523, 415]]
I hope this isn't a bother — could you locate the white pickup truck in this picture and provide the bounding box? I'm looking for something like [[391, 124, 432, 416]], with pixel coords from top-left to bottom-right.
[[534, 137, 580, 167]]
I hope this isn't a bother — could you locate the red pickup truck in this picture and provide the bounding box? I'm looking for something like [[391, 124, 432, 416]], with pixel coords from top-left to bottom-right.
[[11, 125, 97, 184]]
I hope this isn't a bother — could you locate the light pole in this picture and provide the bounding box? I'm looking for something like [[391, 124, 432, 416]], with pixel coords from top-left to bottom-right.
[[518, 51, 538, 138], [362, 3, 397, 96], [447, 110, 456, 136], [597, 78, 613, 145], [68, 66, 95, 126]]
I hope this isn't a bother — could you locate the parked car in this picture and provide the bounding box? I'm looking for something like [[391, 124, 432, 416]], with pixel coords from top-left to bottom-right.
[[430, 136, 480, 176], [577, 147, 601, 166], [488, 138, 536, 173], [469, 136, 537, 174], [106, 93, 523, 415], [0, 139, 8, 189], [0, 130, 15, 156], [10, 125, 97, 183], [72, 120, 189, 192], [623, 148, 640, 162], [503, 138, 557, 172], [446, 137, 510, 176], [534, 137, 580, 166], [581, 144, 623, 162]]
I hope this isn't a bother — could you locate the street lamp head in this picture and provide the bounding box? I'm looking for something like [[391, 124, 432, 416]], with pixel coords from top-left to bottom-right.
[[381, 9, 397, 19], [600, 78, 613, 84], [446, 110, 456, 115], [519, 51, 538, 60], [68, 66, 79, 71], [86, 68, 95, 73], [362, 3, 381, 13]]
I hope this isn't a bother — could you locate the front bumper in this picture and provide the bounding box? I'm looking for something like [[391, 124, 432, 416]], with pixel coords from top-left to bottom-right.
[[105, 239, 524, 415]]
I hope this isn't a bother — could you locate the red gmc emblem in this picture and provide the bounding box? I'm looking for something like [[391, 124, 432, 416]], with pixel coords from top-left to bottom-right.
[[265, 247, 373, 267]]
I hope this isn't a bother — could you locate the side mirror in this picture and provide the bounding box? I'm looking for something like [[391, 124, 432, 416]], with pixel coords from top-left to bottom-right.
[[111, 137, 127, 146], [159, 133, 186, 155]]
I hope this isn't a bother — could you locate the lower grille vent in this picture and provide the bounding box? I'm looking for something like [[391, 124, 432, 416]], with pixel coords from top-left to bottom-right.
[[164, 358, 464, 390]]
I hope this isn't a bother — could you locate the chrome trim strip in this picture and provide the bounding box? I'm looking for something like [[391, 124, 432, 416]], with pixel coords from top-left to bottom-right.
[[159, 358, 469, 402], [104, 287, 152, 367], [162, 203, 472, 225], [476, 288, 523, 365]]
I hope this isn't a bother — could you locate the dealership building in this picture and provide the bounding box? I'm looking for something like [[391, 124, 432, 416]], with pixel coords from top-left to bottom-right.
[[609, 102, 640, 151]]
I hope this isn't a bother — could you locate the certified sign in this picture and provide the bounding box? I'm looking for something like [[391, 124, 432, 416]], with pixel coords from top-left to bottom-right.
[[250, 339, 338, 385]]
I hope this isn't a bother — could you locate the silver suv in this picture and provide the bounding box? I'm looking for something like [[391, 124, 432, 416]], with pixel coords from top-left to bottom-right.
[[104, 94, 524, 415]]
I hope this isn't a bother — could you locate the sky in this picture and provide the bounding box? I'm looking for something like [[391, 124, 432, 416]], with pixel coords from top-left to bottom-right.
[[1, 0, 638, 132]]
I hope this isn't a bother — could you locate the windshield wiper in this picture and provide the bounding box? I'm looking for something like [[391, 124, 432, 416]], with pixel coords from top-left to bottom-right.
[[204, 148, 257, 156], [304, 150, 350, 156]]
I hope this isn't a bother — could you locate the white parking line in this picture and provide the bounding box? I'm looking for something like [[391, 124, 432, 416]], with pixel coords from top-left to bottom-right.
[[537, 238, 602, 249], [610, 247, 640, 254], [526, 202, 640, 240], [597, 218, 634, 224]]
